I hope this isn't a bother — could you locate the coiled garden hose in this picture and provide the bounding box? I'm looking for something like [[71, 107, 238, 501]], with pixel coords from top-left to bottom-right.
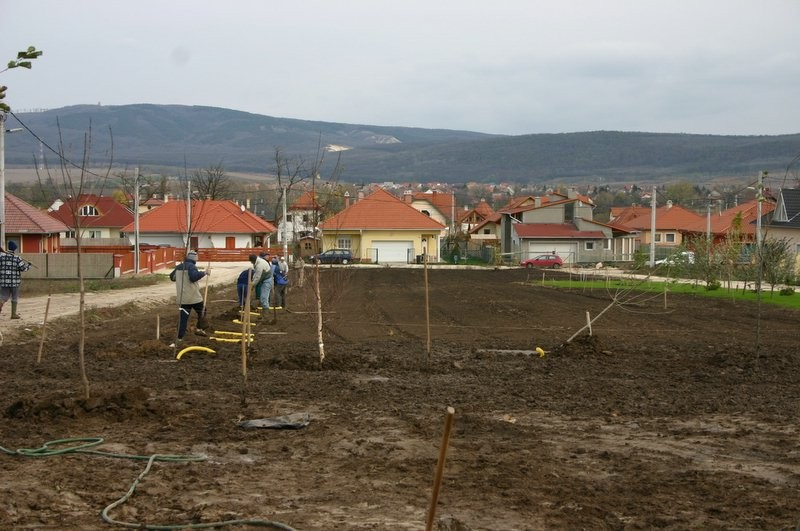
[[1, 437, 297, 530]]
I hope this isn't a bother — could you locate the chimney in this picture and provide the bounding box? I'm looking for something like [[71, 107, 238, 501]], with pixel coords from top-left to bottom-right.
[[246, 197, 251, 210], [666, 200, 673, 209], [403, 190, 413, 203], [567, 187, 577, 199], [358, 190, 365, 201], [344, 191, 351, 208], [534, 196, 542, 208]]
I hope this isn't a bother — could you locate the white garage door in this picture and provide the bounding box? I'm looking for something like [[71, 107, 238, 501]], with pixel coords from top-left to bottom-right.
[[526, 242, 578, 263], [373, 241, 414, 263]]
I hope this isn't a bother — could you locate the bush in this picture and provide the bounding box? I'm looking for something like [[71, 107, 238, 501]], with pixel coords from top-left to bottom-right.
[[705, 280, 722, 291], [779, 287, 794, 296]]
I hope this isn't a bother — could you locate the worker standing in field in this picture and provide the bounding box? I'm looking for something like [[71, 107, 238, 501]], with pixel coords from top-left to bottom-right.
[[250, 252, 272, 317], [0, 241, 32, 319], [169, 250, 211, 346]]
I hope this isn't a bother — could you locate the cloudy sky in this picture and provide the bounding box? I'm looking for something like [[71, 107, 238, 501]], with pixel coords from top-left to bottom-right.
[[3, 0, 799, 136]]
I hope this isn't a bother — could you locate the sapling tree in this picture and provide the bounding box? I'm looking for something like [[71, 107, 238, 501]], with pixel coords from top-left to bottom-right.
[[36, 119, 114, 399]]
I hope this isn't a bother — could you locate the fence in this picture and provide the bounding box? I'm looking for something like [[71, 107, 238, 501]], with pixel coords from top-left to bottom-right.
[[20, 246, 284, 279]]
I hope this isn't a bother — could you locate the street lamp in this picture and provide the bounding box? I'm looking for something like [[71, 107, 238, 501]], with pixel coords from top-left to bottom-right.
[[0, 113, 23, 248]]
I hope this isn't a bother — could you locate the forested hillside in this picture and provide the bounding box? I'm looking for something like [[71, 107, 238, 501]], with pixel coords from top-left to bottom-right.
[[5, 104, 799, 184]]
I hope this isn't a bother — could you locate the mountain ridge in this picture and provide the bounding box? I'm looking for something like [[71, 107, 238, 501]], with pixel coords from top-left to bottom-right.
[[5, 104, 799, 184]]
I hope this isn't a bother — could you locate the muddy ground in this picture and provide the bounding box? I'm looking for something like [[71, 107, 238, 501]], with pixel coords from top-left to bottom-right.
[[0, 266, 798, 530]]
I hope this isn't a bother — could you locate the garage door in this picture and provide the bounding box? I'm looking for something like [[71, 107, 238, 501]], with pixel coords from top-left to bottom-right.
[[526, 243, 578, 263], [373, 241, 414, 263]]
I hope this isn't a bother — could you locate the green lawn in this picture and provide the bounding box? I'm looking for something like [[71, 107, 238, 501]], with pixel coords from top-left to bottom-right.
[[536, 277, 800, 309]]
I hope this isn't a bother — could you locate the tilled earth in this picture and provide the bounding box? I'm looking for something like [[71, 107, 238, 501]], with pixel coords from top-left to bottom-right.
[[0, 267, 798, 530]]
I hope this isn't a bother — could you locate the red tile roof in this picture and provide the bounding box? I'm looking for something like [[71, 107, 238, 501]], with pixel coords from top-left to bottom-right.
[[289, 190, 320, 211], [459, 199, 495, 223], [622, 204, 704, 231], [320, 188, 446, 230], [411, 190, 456, 219], [120, 200, 276, 234], [683, 199, 776, 236], [514, 222, 605, 239], [49, 194, 134, 229], [5, 193, 70, 234]]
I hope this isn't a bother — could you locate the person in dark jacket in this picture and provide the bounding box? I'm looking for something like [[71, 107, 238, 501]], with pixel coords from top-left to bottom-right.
[[272, 256, 288, 309], [237, 265, 254, 308], [0, 241, 32, 319], [169, 250, 210, 345]]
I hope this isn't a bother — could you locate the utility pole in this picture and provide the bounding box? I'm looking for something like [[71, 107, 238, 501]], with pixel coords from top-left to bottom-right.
[[282, 185, 288, 260], [133, 167, 140, 273], [186, 179, 192, 249], [755, 171, 765, 294], [0, 112, 6, 248], [649, 185, 657, 267]]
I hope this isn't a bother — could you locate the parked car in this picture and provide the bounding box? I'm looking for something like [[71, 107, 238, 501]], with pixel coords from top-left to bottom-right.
[[655, 251, 695, 266], [311, 249, 353, 264], [521, 254, 563, 269]]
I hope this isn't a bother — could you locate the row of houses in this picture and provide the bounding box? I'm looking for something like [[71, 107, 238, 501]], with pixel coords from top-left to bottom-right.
[[4, 185, 800, 269]]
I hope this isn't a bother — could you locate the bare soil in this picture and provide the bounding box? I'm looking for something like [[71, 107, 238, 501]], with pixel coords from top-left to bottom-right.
[[1, 267, 799, 530]]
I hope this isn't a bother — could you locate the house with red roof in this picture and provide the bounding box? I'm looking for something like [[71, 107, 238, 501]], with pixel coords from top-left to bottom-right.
[[319, 188, 446, 263], [120, 199, 277, 250], [498, 189, 637, 264], [617, 201, 705, 249], [402, 189, 457, 234], [278, 189, 322, 247], [3, 192, 70, 253], [459, 199, 495, 233], [48, 194, 134, 244], [682, 199, 776, 245]]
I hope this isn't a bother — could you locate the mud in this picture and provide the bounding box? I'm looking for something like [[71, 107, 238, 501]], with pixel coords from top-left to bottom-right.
[[1, 267, 798, 530]]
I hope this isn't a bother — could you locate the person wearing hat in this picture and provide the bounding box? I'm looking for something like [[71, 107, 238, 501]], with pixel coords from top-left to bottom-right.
[[249, 252, 272, 317], [169, 250, 211, 345], [0, 241, 32, 319]]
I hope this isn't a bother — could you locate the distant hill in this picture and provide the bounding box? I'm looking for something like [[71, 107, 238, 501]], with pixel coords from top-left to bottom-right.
[[5, 104, 800, 184]]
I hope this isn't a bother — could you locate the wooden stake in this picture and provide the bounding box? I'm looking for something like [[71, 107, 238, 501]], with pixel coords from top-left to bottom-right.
[[565, 299, 616, 343], [36, 291, 52, 364], [156, 315, 160, 340], [586, 311, 592, 336], [242, 269, 252, 385], [426, 406, 455, 531], [424, 250, 431, 357], [202, 261, 211, 316], [664, 284, 668, 309]]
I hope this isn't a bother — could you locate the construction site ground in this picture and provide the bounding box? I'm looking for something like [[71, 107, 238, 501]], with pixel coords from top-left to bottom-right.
[[0, 265, 798, 530]]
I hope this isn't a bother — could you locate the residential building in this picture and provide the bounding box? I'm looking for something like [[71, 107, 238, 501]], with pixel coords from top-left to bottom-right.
[[319, 188, 446, 263], [3, 192, 70, 253], [120, 199, 276, 249], [48, 194, 134, 244]]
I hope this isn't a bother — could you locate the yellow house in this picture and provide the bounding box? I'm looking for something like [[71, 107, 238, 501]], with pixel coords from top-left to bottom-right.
[[319, 188, 446, 263]]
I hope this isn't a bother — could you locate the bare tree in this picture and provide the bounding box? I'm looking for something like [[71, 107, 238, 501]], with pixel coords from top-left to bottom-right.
[[191, 162, 230, 199]]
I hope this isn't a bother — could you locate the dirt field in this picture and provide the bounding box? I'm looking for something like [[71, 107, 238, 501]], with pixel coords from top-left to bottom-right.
[[1, 266, 798, 530]]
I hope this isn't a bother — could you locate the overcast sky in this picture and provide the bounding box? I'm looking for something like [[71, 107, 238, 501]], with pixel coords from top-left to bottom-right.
[[3, 0, 799, 136]]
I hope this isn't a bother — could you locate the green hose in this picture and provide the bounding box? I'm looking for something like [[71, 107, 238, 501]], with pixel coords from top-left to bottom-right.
[[2, 437, 297, 530]]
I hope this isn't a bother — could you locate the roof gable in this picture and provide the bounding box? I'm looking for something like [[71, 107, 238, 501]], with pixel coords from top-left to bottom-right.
[[5, 193, 70, 234], [49, 194, 134, 228], [623, 204, 704, 231], [770, 188, 800, 228], [321, 188, 446, 230]]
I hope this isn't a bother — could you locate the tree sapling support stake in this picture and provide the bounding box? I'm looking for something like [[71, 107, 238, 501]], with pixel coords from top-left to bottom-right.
[[36, 291, 51, 364], [426, 406, 455, 531]]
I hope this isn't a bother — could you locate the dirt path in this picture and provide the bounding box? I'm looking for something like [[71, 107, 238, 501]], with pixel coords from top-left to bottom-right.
[[1, 262, 247, 336]]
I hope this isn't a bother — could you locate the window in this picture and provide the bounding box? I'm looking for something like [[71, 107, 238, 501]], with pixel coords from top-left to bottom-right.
[[604, 239, 612, 250], [303, 242, 312, 250], [585, 241, 595, 251], [286, 214, 292, 222], [337, 237, 351, 249], [302, 214, 309, 223], [665, 233, 676, 243], [483, 229, 491, 235], [88, 230, 101, 239], [654, 233, 662, 243], [80, 205, 99, 216]]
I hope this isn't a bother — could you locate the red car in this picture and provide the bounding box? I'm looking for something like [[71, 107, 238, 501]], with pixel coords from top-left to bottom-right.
[[520, 254, 563, 269]]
